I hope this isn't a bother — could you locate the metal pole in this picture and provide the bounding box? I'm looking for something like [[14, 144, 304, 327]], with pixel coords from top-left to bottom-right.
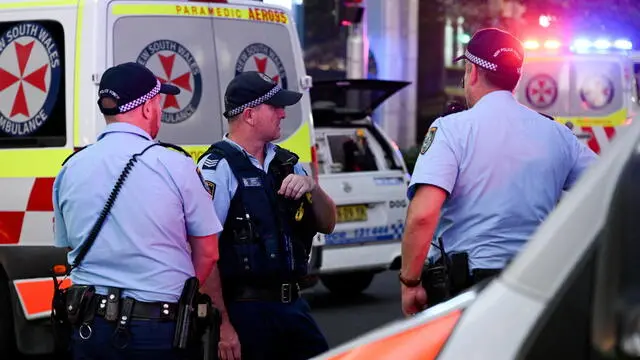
[[346, 1, 368, 79]]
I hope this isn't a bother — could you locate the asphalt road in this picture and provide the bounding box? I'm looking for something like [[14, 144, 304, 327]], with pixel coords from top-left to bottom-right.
[[304, 270, 404, 349]]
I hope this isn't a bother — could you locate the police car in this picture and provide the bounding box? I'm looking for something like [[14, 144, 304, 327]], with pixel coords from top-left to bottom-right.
[[0, 0, 318, 357], [309, 79, 411, 296]]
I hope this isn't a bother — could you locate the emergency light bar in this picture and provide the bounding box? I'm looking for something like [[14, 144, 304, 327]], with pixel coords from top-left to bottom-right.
[[523, 37, 633, 53]]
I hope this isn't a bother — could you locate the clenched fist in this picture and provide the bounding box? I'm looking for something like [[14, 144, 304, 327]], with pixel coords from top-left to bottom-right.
[[278, 174, 315, 200]]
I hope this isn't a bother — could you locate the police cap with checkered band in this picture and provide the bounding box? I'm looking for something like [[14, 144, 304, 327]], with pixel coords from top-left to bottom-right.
[[223, 71, 303, 119], [454, 28, 525, 77], [97, 62, 180, 115]]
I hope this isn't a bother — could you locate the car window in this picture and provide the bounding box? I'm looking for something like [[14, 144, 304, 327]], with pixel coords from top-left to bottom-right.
[[325, 132, 379, 173]]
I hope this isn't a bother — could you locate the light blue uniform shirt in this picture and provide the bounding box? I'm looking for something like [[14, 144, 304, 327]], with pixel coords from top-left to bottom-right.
[[408, 91, 597, 270], [53, 123, 222, 303], [197, 135, 307, 228]]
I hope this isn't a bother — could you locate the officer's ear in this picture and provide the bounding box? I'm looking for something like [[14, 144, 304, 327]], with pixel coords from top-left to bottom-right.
[[467, 62, 480, 87], [242, 107, 258, 127], [141, 97, 158, 120]]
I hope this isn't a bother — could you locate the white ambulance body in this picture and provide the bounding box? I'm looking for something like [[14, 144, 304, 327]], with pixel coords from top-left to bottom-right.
[[515, 39, 640, 155], [0, 0, 319, 356]]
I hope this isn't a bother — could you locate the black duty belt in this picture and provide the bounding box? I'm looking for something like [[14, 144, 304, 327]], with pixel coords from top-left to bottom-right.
[[230, 282, 301, 303], [94, 294, 178, 321], [470, 268, 502, 285]]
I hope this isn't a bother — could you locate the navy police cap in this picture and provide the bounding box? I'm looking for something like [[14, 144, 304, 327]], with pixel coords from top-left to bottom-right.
[[223, 71, 303, 119], [454, 28, 525, 76], [97, 62, 180, 116]]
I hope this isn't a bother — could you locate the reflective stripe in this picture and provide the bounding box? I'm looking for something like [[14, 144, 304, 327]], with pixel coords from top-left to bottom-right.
[[0, 0, 77, 8], [26, 177, 55, 211], [74, 0, 85, 145], [111, 3, 289, 24], [325, 310, 462, 360], [556, 108, 627, 127], [0, 212, 25, 244], [182, 122, 313, 164], [579, 126, 618, 154], [0, 149, 72, 178], [277, 121, 312, 163], [14, 277, 72, 320]]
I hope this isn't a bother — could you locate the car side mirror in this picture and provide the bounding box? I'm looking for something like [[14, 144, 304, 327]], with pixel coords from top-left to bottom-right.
[[591, 148, 640, 358]]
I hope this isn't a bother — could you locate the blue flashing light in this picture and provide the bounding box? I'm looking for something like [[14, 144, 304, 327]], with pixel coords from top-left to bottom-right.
[[569, 37, 633, 53], [614, 39, 633, 50]]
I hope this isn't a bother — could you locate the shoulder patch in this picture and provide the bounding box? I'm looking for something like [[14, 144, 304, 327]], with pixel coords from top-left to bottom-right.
[[204, 180, 216, 198], [420, 127, 438, 154], [195, 167, 211, 197]]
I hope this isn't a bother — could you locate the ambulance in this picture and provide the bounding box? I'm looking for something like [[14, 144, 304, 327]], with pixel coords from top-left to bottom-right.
[[0, 0, 319, 356], [514, 37, 640, 154], [312, 105, 640, 360]]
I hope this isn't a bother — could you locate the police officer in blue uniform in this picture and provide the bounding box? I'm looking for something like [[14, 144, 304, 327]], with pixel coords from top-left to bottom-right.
[[398, 28, 598, 316], [53, 62, 222, 359], [197, 71, 337, 360]]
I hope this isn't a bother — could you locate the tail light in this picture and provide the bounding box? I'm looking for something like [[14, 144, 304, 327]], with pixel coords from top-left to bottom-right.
[[310, 145, 319, 183]]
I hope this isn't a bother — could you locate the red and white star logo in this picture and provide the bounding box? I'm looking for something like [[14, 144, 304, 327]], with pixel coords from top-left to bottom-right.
[[156, 54, 192, 110], [525, 75, 557, 109], [0, 40, 49, 118], [253, 56, 279, 84]]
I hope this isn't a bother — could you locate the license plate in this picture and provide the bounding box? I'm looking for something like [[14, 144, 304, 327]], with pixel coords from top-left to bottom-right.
[[337, 205, 368, 223]]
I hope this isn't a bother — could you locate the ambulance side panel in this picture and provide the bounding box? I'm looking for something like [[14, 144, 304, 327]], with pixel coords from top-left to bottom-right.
[[517, 57, 570, 115], [0, 3, 81, 355], [211, 12, 305, 141], [107, 3, 224, 147]]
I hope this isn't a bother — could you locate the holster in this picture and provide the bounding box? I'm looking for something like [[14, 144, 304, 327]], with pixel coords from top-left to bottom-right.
[[174, 277, 199, 349], [421, 252, 471, 308], [197, 293, 221, 360], [51, 275, 71, 354], [66, 285, 96, 326], [173, 277, 222, 360], [51, 280, 96, 354]]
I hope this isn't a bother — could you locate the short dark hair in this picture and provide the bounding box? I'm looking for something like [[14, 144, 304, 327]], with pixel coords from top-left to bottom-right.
[[479, 68, 520, 92]]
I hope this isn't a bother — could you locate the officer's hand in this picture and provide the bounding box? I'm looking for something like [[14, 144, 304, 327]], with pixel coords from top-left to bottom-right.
[[401, 283, 428, 317], [278, 174, 315, 200], [219, 319, 241, 360]]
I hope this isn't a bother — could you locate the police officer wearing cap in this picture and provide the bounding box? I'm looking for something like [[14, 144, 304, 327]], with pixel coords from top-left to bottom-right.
[[53, 62, 222, 359], [399, 28, 598, 316], [196, 71, 337, 360]]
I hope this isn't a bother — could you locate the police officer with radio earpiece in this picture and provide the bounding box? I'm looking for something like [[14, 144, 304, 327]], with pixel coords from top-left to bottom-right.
[[197, 71, 337, 360], [52, 62, 222, 359], [399, 28, 598, 316]]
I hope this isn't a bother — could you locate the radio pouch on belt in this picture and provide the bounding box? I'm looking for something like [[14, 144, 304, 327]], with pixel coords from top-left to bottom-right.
[[51, 143, 163, 354]]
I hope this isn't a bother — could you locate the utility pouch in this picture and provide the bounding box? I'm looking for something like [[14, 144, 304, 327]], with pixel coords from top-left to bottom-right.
[[422, 263, 451, 307], [104, 287, 121, 322], [65, 285, 96, 326], [449, 252, 471, 293]]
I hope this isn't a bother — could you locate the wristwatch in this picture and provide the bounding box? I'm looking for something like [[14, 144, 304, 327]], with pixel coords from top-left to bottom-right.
[[398, 273, 421, 287]]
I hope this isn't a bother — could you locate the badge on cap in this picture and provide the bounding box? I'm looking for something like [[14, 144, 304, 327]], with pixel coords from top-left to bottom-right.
[[420, 127, 438, 154], [258, 73, 274, 84]]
